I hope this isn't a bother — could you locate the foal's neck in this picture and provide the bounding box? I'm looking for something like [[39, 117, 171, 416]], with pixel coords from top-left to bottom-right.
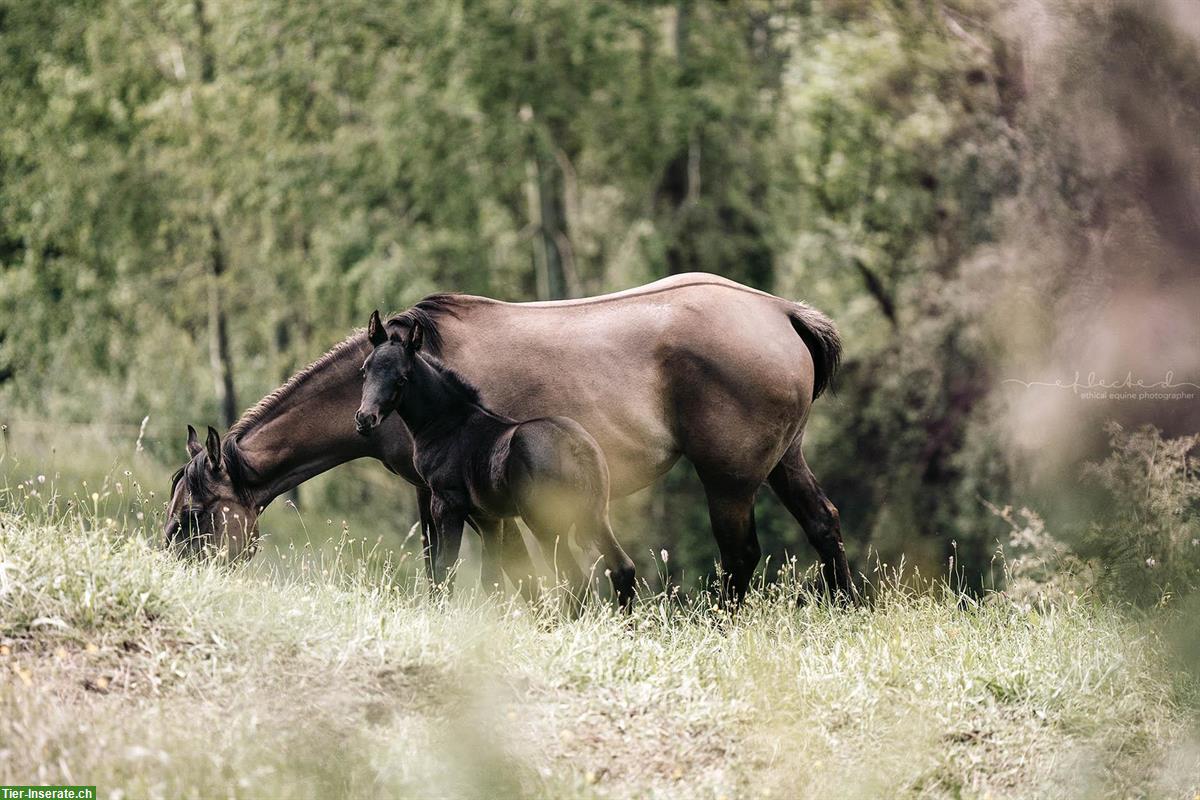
[[397, 355, 488, 440]]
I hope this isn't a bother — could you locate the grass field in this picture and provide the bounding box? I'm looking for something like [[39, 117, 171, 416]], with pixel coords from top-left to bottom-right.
[[1, 476, 1199, 800]]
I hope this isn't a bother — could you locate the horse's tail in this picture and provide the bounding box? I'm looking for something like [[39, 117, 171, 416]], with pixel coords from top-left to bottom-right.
[[787, 302, 842, 400]]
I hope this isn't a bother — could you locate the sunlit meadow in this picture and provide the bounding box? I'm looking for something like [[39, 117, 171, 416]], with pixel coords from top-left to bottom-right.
[[2, 444, 1197, 799]]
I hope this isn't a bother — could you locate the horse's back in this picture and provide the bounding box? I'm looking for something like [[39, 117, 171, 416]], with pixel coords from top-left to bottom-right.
[[506, 272, 779, 308], [454, 273, 816, 412], [438, 273, 827, 494]]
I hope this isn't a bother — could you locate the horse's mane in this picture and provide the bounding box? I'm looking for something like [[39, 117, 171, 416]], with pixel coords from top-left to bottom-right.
[[418, 352, 485, 407], [386, 293, 467, 354], [216, 293, 468, 449], [221, 438, 253, 500], [226, 294, 468, 441], [226, 331, 366, 439]]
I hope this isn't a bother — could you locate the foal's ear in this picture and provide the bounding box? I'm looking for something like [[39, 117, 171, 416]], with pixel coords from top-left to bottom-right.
[[367, 310, 387, 348], [186, 425, 203, 458], [406, 321, 424, 354], [205, 426, 224, 472]]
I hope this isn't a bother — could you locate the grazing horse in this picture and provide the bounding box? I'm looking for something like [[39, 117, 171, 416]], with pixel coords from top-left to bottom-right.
[[164, 272, 849, 603], [355, 310, 636, 607]]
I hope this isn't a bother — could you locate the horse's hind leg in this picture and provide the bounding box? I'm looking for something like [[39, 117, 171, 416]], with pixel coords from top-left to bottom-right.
[[768, 439, 855, 602], [698, 478, 762, 607]]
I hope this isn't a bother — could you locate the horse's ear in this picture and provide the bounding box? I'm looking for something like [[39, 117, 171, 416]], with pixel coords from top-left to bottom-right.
[[186, 425, 203, 458], [205, 426, 224, 472], [367, 310, 386, 348], [406, 321, 424, 354]]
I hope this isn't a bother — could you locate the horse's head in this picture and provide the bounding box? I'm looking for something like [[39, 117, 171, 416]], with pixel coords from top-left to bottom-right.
[[355, 309, 422, 436], [164, 425, 261, 561]]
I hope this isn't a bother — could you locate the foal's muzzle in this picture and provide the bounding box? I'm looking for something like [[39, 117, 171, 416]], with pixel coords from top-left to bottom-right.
[[355, 410, 379, 436]]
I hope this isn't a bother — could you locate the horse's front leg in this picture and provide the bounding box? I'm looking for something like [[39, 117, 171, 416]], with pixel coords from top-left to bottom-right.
[[429, 494, 466, 589]]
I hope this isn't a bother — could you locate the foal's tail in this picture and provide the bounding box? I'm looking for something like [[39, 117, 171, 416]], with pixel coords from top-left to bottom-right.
[[787, 302, 842, 400]]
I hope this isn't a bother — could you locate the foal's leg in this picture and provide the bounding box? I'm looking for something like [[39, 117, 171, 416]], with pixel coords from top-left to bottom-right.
[[507, 423, 592, 613], [474, 516, 505, 594], [497, 519, 542, 603], [578, 513, 636, 610], [768, 439, 855, 602], [417, 486, 437, 583], [524, 518, 587, 613], [429, 495, 466, 589]]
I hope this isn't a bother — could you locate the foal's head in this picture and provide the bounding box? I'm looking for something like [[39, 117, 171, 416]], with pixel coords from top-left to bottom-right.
[[355, 309, 423, 436]]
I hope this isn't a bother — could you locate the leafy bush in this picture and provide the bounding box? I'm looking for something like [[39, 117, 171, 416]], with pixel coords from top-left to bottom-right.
[[1082, 423, 1200, 605], [988, 502, 1092, 610], [992, 423, 1200, 607]]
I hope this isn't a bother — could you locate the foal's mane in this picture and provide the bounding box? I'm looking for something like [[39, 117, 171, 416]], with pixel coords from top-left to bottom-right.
[[418, 352, 484, 407]]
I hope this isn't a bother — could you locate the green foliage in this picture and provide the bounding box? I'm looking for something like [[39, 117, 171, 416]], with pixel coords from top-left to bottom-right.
[[989, 424, 1200, 609], [1081, 424, 1200, 605], [2, 0, 1197, 594], [989, 503, 1091, 608]]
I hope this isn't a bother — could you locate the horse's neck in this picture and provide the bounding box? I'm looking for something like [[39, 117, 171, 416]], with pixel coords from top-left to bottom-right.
[[398, 358, 476, 442], [233, 344, 378, 506]]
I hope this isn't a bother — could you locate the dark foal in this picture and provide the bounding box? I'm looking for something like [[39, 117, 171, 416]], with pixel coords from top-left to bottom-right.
[[354, 310, 636, 609]]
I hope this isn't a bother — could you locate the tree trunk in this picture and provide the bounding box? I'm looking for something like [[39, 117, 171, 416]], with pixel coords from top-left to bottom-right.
[[193, 0, 216, 83], [193, 0, 237, 427], [659, 0, 701, 275], [535, 150, 566, 300], [207, 219, 238, 427], [521, 105, 572, 301]]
